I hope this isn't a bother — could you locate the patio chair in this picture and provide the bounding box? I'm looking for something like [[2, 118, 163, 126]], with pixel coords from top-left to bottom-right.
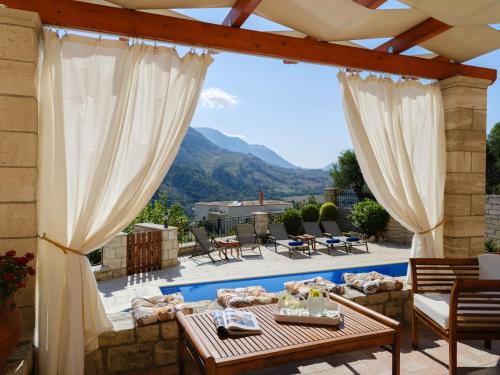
[[268, 223, 310, 258], [303, 222, 349, 254], [190, 227, 228, 263], [321, 221, 369, 253], [410, 256, 500, 375], [236, 223, 262, 256]]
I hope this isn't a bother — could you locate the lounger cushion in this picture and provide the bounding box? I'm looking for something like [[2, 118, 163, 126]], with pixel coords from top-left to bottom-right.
[[326, 238, 340, 244], [288, 240, 304, 246], [479, 253, 500, 280], [217, 286, 279, 308], [346, 236, 360, 242], [285, 276, 344, 298], [343, 271, 403, 294], [414, 293, 450, 329], [131, 293, 193, 327]]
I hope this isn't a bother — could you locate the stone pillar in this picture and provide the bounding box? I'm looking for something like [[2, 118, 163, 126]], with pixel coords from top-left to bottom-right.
[[101, 232, 128, 279], [0, 7, 41, 341], [134, 223, 179, 268], [253, 212, 269, 236], [440, 76, 491, 258], [324, 188, 338, 204]]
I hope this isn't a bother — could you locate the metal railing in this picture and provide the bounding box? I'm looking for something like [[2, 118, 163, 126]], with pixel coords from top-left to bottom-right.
[[179, 215, 256, 244], [335, 189, 359, 208]]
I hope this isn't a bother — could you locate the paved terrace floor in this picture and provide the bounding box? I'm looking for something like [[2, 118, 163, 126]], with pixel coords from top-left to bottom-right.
[[98, 241, 410, 313]]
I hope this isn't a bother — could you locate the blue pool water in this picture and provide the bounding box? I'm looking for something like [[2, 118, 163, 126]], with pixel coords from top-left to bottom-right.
[[160, 262, 408, 302]]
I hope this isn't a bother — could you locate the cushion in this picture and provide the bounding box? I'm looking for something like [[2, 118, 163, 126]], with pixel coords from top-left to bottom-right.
[[346, 236, 360, 242], [288, 240, 304, 247], [217, 286, 278, 308], [284, 276, 344, 298], [343, 271, 403, 294], [131, 293, 193, 327], [479, 253, 500, 280], [326, 238, 340, 244], [414, 293, 450, 329]]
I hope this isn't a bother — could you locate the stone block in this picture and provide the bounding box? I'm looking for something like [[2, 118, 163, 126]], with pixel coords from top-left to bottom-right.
[[161, 321, 178, 339], [443, 107, 473, 130], [445, 130, 485, 152], [103, 248, 116, 259], [0, 96, 37, 133], [473, 110, 486, 131], [98, 328, 135, 347], [384, 301, 402, 318], [115, 246, 127, 258], [0, 202, 36, 237], [14, 273, 35, 308], [446, 151, 471, 173], [367, 292, 389, 305], [106, 343, 154, 372], [444, 195, 470, 216], [0, 24, 38, 62], [366, 304, 384, 314], [0, 168, 36, 202], [471, 195, 485, 216], [389, 290, 402, 301], [445, 173, 485, 194], [84, 349, 104, 375], [443, 236, 469, 258], [444, 216, 484, 238], [19, 306, 34, 341], [471, 152, 485, 173], [469, 236, 485, 257], [440, 85, 487, 110], [0, 60, 36, 97], [0, 132, 37, 167], [137, 324, 160, 342], [0, 8, 41, 30], [154, 341, 177, 366]]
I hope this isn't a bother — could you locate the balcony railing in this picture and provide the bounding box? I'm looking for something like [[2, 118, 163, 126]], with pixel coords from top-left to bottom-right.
[[179, 215, 256, 244]]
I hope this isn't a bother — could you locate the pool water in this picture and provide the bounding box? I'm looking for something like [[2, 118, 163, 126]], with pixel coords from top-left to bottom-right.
[[160, 262, 408, 302]]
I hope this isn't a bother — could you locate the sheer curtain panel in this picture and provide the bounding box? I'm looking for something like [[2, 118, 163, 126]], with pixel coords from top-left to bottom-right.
[[37, 31, 212, 375], [337, 73, 446, 267]]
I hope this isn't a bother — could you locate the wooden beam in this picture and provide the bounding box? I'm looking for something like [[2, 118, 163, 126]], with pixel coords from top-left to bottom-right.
[[375, 18, 452, 54], [3, 0, 495, 82], [222, 0, 262, 28], [353, 0, 387, 9]]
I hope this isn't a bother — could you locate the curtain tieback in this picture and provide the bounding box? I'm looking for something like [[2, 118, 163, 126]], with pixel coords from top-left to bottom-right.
[[37, 233, 83, 256], [417, 217, 448, 235]]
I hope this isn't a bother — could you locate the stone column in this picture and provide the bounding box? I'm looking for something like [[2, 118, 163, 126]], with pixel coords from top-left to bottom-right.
[[253, 211, 269, 236], [324, 188, 338, 204], [440, 76, 491, 258], [101, 232, 128, 279], [0, 7, 41, 340]]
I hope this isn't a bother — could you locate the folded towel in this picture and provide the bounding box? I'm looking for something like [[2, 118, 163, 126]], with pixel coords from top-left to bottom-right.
[[346, 236, 360, 242], [288, 240, 304, 246], [326, 238, 340, 244]]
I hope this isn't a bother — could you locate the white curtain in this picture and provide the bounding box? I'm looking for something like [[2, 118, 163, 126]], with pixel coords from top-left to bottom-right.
[[337, 72, 446, 263], [37, 31, 212, 375]]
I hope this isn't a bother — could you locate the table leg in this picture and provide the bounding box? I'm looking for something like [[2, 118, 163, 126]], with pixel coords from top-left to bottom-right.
[[392, 335, 400, 375]]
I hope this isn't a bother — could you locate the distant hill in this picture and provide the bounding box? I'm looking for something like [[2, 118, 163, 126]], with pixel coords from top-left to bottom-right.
[[160, 128, 330, 211], [196, 127, 299, 169]]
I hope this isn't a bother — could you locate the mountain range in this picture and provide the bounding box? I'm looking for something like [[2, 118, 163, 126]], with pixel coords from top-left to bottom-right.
[[160, 128, 330, 210]]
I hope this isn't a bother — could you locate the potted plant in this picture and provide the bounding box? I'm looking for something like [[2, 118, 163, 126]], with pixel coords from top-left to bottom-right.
[[0, 250, 35, 372], [350, 199, 389, 241]]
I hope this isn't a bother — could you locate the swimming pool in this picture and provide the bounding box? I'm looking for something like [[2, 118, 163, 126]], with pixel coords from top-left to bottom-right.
[[160, 262, 408, 302]]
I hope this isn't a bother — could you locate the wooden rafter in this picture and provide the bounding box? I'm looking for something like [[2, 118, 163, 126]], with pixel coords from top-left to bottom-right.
[[375, 18, 452, 54], [353, 0, 387, 9], [222, 0, 262, 28], [3, 0, 495, 81]]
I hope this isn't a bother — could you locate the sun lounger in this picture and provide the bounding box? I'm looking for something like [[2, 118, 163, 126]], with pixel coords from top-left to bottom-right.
[[191, 227, 228, 263], [236, 223, 262, 256], [302, 222, 349, 254], [321, 221, 369, 253], [268, 223, 310, 257]]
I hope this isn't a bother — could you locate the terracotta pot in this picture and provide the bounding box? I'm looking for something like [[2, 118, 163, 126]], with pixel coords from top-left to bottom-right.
[[0, 301, 22, 374]]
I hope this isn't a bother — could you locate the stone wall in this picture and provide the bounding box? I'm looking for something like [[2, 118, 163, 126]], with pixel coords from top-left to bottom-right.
[[0, 7, 40, 367], [486, 194, 500, 244]]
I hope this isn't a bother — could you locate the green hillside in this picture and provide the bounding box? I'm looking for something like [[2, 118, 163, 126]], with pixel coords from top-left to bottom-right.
[[160, 128, 330, 210]]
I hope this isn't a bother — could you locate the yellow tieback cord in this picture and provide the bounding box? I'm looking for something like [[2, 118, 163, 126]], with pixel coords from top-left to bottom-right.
[[37, 233, 83, 256], [417, 217, 448, 235]]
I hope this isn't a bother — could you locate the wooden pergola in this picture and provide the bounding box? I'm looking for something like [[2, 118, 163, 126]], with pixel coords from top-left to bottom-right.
[[3, 0, 497, 82]]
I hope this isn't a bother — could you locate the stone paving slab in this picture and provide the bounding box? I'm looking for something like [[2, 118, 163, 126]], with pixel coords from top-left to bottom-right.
[[98, 242, 410, 313]]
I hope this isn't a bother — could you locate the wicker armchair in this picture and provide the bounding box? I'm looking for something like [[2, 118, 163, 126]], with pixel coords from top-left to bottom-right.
[[410, 256, 500, 375]]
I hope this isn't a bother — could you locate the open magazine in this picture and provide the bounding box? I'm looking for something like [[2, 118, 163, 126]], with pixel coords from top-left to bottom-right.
[[212, 308, 261, 336]]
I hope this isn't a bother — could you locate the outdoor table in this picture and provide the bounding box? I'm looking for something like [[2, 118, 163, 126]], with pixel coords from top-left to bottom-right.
[[176, 294, 401, 375], [296, 234, 316, 251], [216, 240, 241, 258]]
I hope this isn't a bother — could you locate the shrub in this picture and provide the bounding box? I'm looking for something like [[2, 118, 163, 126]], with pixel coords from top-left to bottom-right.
[[301, 204, 320, 222], [350, 199, 389, 241], [319, 202, 338, 221], [485, 239, 498, 253], [281, 208, 303, 236]]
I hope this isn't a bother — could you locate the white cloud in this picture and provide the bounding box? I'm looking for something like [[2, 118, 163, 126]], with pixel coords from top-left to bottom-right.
[[200, 87, 239, 109]]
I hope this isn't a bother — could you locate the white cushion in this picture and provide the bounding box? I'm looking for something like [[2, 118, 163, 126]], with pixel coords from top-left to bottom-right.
[[414, 293, 450, 329], [479, 253, 500, 280]]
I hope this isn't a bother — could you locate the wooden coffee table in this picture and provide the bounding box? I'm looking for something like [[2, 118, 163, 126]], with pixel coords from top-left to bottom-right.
[[176, 294, 401, 375], [216, 240, 241, 258]]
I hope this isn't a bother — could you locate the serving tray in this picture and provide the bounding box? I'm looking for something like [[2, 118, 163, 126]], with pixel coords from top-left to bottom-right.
[[274, 308, 341, 326]]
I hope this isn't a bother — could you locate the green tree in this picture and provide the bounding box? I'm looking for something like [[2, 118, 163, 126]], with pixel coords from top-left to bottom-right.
[[301, 204, 320, 222], [487, 122, 500, 194], [281, 208, 303, 236], [330, 150, 372, 201], [319, 202, 338, 222], [350, 199, 389, 241]]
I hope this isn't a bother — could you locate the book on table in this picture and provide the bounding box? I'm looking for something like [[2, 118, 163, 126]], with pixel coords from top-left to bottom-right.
[[212, 308, 261, 336]]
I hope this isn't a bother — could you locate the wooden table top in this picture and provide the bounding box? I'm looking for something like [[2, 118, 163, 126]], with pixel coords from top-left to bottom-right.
[[296, 234, 315, 240], [180, 302, 395, 366], [216, 240, 240, 247]]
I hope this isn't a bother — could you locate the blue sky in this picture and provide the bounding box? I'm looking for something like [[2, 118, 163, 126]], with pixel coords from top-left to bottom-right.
[[180, 6, 500, 169]]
